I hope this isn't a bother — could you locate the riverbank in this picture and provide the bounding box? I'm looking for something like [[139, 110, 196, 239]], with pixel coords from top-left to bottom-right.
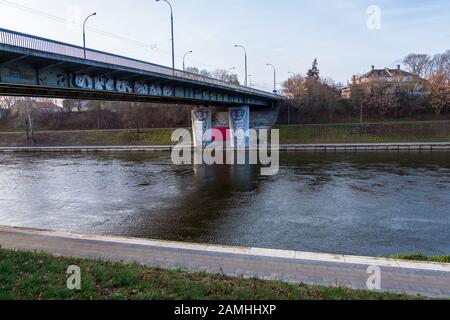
[[0, 128, 173, 147], [0, 121, 448, 147], [1, 226, 449, 298], [0, 248, 415, 300], [278, 121, 450, 144]]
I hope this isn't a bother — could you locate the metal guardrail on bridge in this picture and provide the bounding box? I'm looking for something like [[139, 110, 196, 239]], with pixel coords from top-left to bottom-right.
[[0, 28, 277, 99]]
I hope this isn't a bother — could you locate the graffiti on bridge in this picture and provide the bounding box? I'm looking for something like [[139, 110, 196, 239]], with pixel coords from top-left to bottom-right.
[[71, 73, 174, 96]]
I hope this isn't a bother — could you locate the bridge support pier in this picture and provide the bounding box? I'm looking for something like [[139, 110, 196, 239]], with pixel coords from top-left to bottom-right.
[[191, 105, 279, 148]]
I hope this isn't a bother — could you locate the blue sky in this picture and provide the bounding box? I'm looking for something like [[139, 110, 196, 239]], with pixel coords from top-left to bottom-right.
[[0, 0, 449, 91]]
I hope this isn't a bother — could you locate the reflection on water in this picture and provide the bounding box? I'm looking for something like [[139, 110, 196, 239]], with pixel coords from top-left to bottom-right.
[[0, 152, 449, 256]]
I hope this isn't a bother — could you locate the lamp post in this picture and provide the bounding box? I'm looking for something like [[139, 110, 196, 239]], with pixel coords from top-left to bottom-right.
[[156, 0, 175, 75], [183, 50, 192, 71], [234, 45, 248, 86], [266, 63, 277, 94], [83, 12, 97, 59]]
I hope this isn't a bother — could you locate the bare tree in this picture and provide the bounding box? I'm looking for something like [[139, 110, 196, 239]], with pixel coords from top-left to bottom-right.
[[429, 73, 450, 114], [185, 66, 199, 74], [282, 73, 309, 100], [211, 69, 227, 81], [282, 74, 339, 122], [0, 96, 21, 110], [185, 67, 212, 78], [62, 99, 75, 114], [228, 74, 240, 84], [403, 54, 432, 78], [430, 50, 450, 79], [199, 69, 212, 77], [211, 69, 240, 84], [349, 82, 372, 123], [24, 98, 36, 144]]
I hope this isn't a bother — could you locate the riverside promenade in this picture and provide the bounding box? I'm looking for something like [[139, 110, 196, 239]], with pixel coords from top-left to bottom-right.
[[0, 142, 449, 153], [0, 226, 449, 298]]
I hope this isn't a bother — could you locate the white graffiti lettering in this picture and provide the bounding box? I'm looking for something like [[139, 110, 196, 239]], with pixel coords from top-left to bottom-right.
[[134, 81, 149, 94], [73, 73, 93, 89], [116, 79, 133, 93], [150, 84, 162, 96], [163, 85, 174, 96], [66, 73, 209, 100], [94, 76, 115, 91]]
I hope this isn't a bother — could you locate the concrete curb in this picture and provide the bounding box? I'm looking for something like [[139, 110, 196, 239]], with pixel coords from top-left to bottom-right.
[[1, 225, 449, 273], [278, 142, 450, 152], [0, 142, 449, 153]]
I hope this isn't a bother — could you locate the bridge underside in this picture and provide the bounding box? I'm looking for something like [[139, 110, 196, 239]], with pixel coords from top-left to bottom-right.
[[0, 47, 278, 107], [0, 83, 246, 106]]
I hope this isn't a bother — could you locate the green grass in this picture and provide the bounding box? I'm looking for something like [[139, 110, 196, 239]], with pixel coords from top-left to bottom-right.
[[0, 129, 174, 147], [391, 254, 450, 264], [0, 248, 418, 300], [86, 129, 173, 145], [0, 121, 448, 147]]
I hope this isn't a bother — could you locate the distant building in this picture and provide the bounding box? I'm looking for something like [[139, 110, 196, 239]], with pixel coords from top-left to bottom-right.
[[342, 65, 430, 98], [341, 87, 352, 99]]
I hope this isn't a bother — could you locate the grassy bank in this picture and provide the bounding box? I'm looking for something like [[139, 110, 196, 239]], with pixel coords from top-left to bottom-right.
[[0, 248, 417, 300], [278, 121, 450, 144], [0, 128, 174, 147], [392, 254, 450, 263], [0, 121, 448, 147]]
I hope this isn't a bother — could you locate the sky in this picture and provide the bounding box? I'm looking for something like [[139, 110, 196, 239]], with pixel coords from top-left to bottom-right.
[[0, 0, 449, 92]]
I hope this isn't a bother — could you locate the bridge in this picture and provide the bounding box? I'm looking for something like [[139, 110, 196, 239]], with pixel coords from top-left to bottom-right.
[[0, 28, 280, 107]]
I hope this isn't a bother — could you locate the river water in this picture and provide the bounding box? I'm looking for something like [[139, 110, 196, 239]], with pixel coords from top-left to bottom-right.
[[0, 152, 449, 256]]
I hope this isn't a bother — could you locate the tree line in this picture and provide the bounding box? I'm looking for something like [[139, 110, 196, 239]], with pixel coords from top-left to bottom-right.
[[185, 67, 240, 85], [280, 50, 450, 124], [0, 98, 191, 132]]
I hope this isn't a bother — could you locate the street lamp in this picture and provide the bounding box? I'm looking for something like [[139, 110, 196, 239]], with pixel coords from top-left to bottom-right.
[[156, 0, 175, 75], [234, 45, 248, 86], [83, 12, 97, 59], [266, 63, 277, 94], [183, 50, 193, 71]]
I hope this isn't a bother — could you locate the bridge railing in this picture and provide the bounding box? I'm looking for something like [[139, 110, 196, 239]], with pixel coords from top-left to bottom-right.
[[0, 28, 276, 99]]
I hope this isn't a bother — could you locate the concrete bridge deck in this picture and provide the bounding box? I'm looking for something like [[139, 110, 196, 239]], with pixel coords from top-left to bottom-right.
[[0, 28, 279, 106], [0, 226, 449, 298]]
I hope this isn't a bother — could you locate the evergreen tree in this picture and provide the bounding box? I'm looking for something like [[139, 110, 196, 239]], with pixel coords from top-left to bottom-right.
[[307, 58, 320, 80]]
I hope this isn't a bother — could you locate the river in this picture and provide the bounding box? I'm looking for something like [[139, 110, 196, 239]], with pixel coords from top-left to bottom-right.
[[0, 151, 449, 256]]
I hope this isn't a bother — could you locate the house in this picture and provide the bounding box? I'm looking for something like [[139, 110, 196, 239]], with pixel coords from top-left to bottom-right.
[[341, 87, 352, 99], [342, 65, 430, 98]]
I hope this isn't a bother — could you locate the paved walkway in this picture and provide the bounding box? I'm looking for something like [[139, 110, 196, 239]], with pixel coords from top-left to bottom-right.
[[0, 226, 449, 298], [0, 142, 449, 153]]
